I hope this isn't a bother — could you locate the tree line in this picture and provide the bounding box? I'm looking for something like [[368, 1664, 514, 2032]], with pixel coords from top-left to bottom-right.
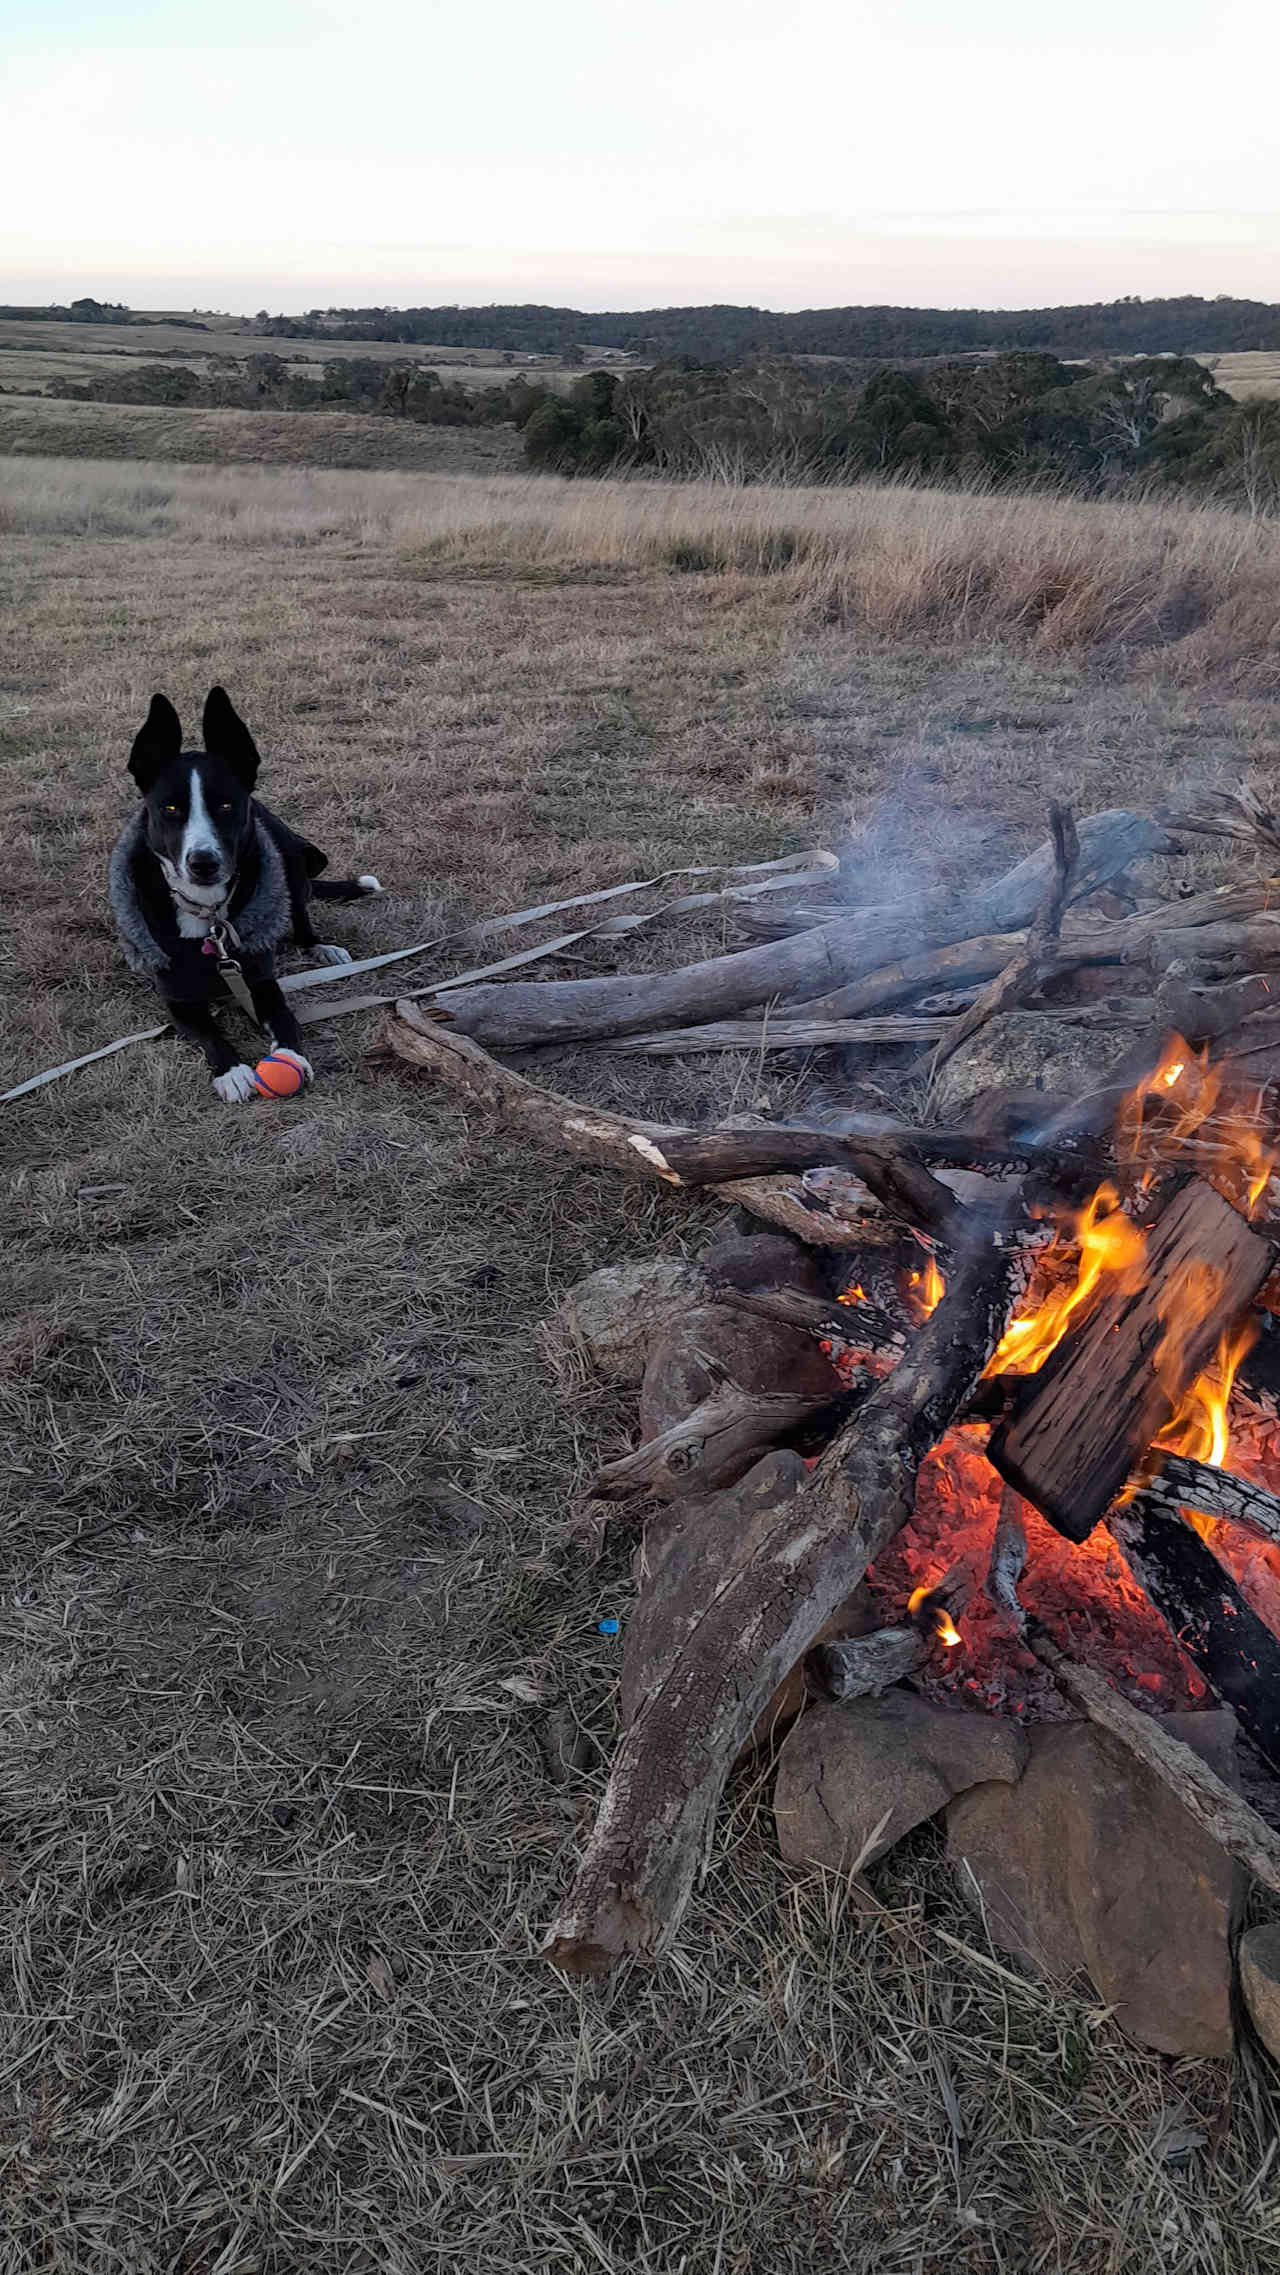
[[42, 347, 1280, 510], [257, 295, 1280, 360]]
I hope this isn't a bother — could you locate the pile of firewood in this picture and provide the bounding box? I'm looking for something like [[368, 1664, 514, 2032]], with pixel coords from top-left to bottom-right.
[[377, 787, 1280, 1975]]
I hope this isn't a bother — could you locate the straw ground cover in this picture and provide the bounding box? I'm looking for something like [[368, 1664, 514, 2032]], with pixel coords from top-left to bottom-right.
[[2, 456, 1279, 2273]]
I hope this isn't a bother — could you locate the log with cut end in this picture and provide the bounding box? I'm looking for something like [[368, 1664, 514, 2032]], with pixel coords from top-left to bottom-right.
[[381, 1008, 967, 1240], [989, 1178, 1274, 1543], [543, 1234, 1032, 1975]]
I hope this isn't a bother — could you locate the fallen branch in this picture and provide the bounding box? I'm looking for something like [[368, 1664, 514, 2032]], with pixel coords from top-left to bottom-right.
[[543, 1233, 1031, 1974], [922, 804, 1079, 1085], [1026, 1622, 1280, 1898], [381, 1007, 967, 1240], [711, 1281, 908, 1362], [421, 810, 1172, 1048], [993, 1502, 1280, 1894]]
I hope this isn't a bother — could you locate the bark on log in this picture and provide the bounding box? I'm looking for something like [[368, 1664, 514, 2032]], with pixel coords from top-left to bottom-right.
[[592, 1379, 839, 1501], [543, 1234, 1030, 1975], [423, 811, 1172, 1048], [1108, 1500, 1280, 1771], [990, 1178, 1274, 1542], [382, 1007, 967, 1239]]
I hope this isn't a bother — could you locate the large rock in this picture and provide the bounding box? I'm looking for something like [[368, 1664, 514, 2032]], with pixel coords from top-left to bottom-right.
[[775, 1691, 1028, 1872], [639, 1304, 839, 1447], [947, 1712, 1241, 2057], [624, 1451, 870, 1760], [931, 1010, 1133, 1120], [541, 1257, 710, 1386], [1239, 1922, 1280, 2061]]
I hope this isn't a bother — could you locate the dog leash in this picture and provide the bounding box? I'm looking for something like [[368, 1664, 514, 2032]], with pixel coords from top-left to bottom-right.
[[201, 917, 264, 1029]]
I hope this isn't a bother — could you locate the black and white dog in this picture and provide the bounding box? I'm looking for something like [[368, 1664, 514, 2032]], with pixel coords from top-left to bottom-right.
[[109, 687, 381, 1103]]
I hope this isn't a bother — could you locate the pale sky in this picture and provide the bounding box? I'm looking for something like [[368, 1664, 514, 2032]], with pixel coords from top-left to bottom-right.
[[5, 0, 1280, 314]]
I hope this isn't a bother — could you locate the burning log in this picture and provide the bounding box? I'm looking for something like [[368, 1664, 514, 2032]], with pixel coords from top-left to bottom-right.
[[989, 1178, 1274, 1542], [1141, 1452, 1280, 1549], [1107, 1499, 1280, 1771], [419, 810, 1172, 1049], [989, 1504, 1280, 1896], [543, 1233, 1032, 1975]]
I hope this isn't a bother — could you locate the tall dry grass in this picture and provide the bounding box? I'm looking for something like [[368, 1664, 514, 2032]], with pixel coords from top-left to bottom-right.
[[4, 451, 1279, 675]]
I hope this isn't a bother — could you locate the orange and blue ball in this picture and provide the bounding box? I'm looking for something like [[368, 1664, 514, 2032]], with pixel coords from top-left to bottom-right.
[[253, 1053, 306, 1099]]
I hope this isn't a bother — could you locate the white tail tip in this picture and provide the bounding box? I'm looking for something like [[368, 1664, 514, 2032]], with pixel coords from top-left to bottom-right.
[[357, 874, 383, 894]]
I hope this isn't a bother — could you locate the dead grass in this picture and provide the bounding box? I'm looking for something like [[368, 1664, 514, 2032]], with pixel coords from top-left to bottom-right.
[[1201, 354, 1280, 404], [1, 450, 1278, 2271]]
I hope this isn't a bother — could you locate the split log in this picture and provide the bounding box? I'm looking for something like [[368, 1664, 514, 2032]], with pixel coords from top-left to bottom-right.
[[423, 810, 1172, 1048], [923, 803, 1079, 1084], [591, 1378, 843, 1501], [810, 1626, 928, 1700], [543, 1232, 1031, 1974], [1142, 1453, 1280, 1548], [1108, 1500, 1280, 1771], [989, 1178, 1274, 1542], [382, 1007, 967, 1240]]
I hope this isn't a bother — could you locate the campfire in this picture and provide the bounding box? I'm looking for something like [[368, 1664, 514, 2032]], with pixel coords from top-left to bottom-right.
[[375, 787, 1280, 2051]]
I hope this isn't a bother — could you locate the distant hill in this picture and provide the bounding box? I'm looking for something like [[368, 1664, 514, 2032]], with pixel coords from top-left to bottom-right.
[[257, 296, 1280, 360]]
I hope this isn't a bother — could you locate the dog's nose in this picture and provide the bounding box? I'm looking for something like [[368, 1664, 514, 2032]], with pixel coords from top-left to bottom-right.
[[186, 851, 223, 884]]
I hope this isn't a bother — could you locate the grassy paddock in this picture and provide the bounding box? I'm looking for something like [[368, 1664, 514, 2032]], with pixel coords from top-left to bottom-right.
[[2, 452, 1279, 2272], [5, 449, 1280, 673]]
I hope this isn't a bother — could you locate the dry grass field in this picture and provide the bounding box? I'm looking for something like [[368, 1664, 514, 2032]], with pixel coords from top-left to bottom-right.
[[0, 398, 523, 475], [3, 455, 1280, 2273], [1200, 354, 1280, 403]]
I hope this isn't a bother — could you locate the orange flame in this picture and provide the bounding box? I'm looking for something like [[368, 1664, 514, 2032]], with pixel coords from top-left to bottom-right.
[[1152, 1317, 1258, 1468], [986, 1182, 1145, 1378], [903, 1255, 945, 1323], [908, 1582, 962, 1647], [1116, 1032, 1275, 1218]]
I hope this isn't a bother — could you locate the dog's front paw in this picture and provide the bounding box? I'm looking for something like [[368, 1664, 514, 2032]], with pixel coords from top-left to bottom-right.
[[213, 1063, 261, 1105], [312, 943, 353, 966], [272, 1049, 314, 1085]]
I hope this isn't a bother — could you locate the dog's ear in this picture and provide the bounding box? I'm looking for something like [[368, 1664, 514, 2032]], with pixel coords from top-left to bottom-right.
[[128, 693, 183, 790], [201, 686, 261, 789]]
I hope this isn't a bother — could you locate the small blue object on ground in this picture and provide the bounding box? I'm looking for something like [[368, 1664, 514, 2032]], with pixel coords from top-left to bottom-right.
[[597, 1616, 621, 1636]]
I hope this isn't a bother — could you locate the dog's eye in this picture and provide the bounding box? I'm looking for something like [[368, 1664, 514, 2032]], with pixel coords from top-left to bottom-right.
[[162, 802, 180, 816], [214, 800, 233, 814]]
